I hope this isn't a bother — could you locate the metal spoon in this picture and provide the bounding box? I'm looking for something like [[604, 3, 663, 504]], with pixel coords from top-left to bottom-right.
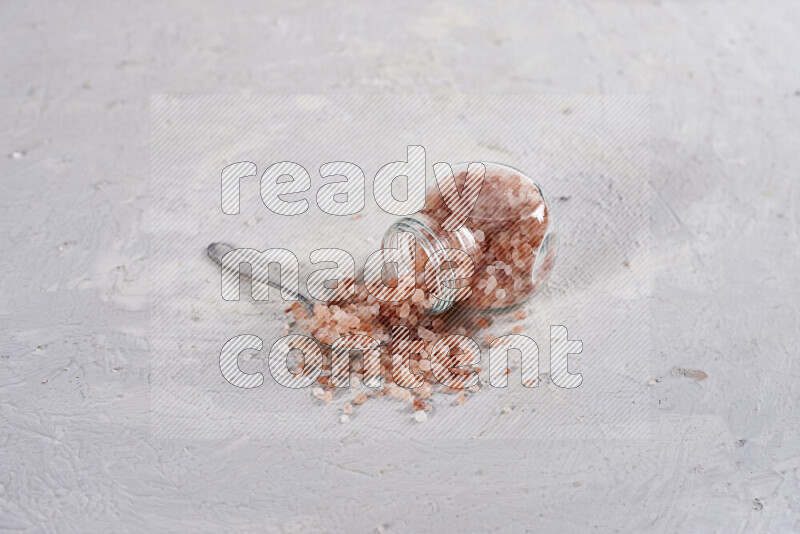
[[206, 242, 391, 348], [207, 242, 317, 314]]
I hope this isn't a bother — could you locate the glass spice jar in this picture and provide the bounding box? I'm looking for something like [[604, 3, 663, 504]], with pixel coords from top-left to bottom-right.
[[382, 162, 557, 315]]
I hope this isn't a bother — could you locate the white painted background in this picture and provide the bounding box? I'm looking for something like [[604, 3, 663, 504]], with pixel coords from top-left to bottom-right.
[[1, 1, 799, 532]]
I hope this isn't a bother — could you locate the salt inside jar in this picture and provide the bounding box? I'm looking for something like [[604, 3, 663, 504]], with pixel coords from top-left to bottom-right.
[[382, 161, 556, 314]]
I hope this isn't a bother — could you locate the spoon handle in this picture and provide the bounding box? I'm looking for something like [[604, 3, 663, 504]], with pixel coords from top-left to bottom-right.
[[206, 242, 316, 313]]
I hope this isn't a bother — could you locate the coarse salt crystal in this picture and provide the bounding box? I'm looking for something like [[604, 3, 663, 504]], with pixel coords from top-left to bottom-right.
[[414, 411, 427, 423], [485, 275, 497, 295], [417, 382, 433, 399], [417, 326, 436, 342]]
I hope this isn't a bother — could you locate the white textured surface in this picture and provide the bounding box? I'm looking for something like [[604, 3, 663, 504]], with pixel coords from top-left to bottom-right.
[[1, 1, 799, 532], [149, 95, 651, 441]]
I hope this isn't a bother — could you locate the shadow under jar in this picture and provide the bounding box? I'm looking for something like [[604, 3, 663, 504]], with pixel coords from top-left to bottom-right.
[[382, 162, 557, 315]]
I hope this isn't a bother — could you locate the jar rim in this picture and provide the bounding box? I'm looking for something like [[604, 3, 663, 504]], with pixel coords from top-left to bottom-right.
[[382, 216, 459, 315]]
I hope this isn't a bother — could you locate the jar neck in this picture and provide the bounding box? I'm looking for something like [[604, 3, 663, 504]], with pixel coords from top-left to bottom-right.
[[382, 213, 475, 315]]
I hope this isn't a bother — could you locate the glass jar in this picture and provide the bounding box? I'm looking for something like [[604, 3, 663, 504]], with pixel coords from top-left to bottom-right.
[[382, 162, 557, 315]]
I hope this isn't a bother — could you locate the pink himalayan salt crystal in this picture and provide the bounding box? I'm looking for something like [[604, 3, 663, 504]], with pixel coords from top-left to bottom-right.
[[455, 393, 467, 405], [473, 229, 485, 242], [495, 288, 506, 300], [398, 302, 411, 318], [388, 384, 414, 403], [417, 382, 434, 399], [484, 275, 498, 295], [417, 326, 436, 343], [513, 309, 527, 321], [411, 288, 425, 303]]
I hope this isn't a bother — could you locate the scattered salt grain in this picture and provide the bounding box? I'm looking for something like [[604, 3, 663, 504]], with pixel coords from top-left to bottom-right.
[[414, 411, 428, 423], [502, 406, 513, 414], [339, 414, 350, 424]]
